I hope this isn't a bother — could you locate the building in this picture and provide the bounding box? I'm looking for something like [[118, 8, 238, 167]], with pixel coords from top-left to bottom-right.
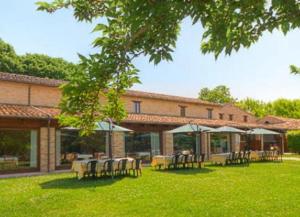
[[0, 72, 299, 174]]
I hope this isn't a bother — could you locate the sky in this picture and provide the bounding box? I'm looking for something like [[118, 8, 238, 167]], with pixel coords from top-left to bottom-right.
[[1, 1, 300, 102]]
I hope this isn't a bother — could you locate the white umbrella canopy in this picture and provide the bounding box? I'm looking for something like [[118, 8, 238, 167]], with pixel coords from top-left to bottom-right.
[[61, 121, 132, 132], [168, 124, 213, 133], [209, 126, 245, 134], [246, 128, 280, 135]]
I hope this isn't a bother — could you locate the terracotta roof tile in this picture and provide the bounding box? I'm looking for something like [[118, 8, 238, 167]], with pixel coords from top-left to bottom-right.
[[0, 103, 297, 130], [125, 90, 220, 106], [124, 113, 287, 130], [0, 104, 60, 119], [0, 72, 65, 87]]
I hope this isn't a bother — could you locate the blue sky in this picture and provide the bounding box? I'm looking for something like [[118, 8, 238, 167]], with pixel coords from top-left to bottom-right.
[[1, 0, 300, 101]]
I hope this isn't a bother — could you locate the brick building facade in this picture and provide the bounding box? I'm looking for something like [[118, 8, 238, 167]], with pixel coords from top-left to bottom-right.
[[0, 72, 298, 174]]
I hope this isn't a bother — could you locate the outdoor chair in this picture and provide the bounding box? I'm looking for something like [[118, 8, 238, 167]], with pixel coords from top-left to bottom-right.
[[177, 155, 185, 168], [226, 152, 235, 165], [168, 155, 179, 169], [87, 160, 98, 178], [115, 159, 128, 176], [101, 159, 115, 177], [236, 152, 242, 164], [242, 151, 251, 165], [129, 159, 142, 176]]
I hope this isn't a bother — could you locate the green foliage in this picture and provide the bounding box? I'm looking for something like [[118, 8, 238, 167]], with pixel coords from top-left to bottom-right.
[[287, 131, 300, 153], [236, 98, 300, 118], [198, 85, 236, 104], [290, 65, 300, 74], [0, 39, 77, 79], [236, 98, 271, 118], [36, 0, 300, 132]]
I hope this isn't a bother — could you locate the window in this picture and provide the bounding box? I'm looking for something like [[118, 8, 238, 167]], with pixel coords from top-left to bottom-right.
[[219, 113, 224, 120], [207, 109, 213, 119], [133, 101, 141, 114], [243, 115, 248, 122], [210, 133, 229, 154], [56, 130, 107, 167], [125, 132, 160, 162], [179, 106, 186, 117], [229, 114, 234, 121], [173, 133, 197, 155], [0, 129, 38, 172]]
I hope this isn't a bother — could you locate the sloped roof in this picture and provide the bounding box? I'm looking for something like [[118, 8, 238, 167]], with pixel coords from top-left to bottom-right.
[[0, 72, 219, 106], [0, 103, 297, 130], [0, 72, 65, 87], [0, 104, 60, 119], [258, 115, 300, 130], [125, 90, 220, 106], [124, 113, 284, 130]]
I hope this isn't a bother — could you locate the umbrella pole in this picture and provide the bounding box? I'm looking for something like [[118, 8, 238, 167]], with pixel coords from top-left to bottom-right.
[[107, 118, 114, 179]]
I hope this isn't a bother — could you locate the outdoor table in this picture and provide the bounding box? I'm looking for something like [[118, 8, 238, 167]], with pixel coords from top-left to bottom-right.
[[210, 153, 231, 165], [250, 151, 264, 161], [151, 155, 173, 169], [72, 158, 137, 179]]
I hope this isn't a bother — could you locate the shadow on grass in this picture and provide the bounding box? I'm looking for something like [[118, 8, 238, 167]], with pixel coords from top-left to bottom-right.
[[153, 167, 214, 175], [40, 175, 137, 189], [205, 163, 250, 168]]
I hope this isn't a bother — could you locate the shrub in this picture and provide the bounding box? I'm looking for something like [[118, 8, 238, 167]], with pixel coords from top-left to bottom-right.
[[287, 130, 300, 153]]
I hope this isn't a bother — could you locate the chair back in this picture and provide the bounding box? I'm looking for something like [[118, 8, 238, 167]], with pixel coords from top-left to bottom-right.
[[200, 153, 205, 162], [87, 160, 97, 174], [120, 159, 128, 170], [104, 159, 114, 171], [135, 159, 142, 169]]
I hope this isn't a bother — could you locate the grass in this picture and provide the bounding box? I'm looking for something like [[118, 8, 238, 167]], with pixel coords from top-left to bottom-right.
[[283, 153, 300, 158], [1, 161, 300, 217]]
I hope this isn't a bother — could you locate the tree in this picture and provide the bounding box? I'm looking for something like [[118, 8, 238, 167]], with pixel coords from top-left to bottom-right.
[[271, 98, 300, 118], [236, 98, 271, 118], [36, 0, 300, 134], [0, 39, 77, 80], [236, 98, 300, 119], [290, 65, 300, 74], [198, 85, 235, 104]]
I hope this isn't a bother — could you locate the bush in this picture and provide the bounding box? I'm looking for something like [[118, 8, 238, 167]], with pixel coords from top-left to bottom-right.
[[287, 130, 300, 153]]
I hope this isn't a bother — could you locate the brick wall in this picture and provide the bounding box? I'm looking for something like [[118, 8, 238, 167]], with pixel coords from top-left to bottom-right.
[[0, 81, 29, 105], [162, 131, 173, 155], [112, 132, 125, 157], [40, 127, 56, 172]]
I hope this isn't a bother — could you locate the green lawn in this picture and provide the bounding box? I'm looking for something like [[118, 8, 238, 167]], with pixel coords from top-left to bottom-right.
[[1, 161, 300, 217]]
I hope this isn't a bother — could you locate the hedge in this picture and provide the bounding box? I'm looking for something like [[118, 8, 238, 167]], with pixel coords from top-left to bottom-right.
[[287, 130, 300, 153]]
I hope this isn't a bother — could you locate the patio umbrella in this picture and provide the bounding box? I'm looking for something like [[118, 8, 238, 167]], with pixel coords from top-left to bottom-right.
[[246, 128, 280, 151], [168, 124, 213, 155], [61, 121, 132, 158], [209, 126, 245, 152], [209, 126, 245, 134], [168, 124, 213, 134]]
